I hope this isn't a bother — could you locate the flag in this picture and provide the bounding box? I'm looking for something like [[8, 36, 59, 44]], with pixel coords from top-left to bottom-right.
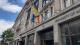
[[39, 0, 42, 2], [31, 0, 39, 23], [32, 0, 39, 16], [35, 16, 41, 25], [34, 0, 39, 9], [31, 14, 35, 22], [34, 33, 37, 45], [32, 6, 39, 16]]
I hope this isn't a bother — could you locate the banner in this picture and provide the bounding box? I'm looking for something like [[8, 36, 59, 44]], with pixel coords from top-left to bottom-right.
[[31, 0, 40, 23], [34, 0, 39, 9], [32, 0, 39, 16], [31, 14, 35, 22], [32, 6, 39, 16], [35, 16, 42, 25]]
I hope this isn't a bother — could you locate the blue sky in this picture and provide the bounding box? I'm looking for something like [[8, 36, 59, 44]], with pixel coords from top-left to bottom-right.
[[0, 0, 25, 36]]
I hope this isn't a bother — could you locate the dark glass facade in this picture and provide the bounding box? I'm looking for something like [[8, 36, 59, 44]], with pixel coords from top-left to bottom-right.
[[60, 19, 80, 45], [39, 27, 54, 45], [27, 34, 34, 45]]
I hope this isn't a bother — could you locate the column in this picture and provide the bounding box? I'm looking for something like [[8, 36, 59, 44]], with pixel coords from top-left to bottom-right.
[[14, 41, 16, 45], [7, 42, 10, 45], [18, 41, 19, 45], [25, 37, 27, 45], [16, 40, 17, 45], [53, 23, 62, 45], [13, 41, 15, 45], [34, 32, 41, 45]]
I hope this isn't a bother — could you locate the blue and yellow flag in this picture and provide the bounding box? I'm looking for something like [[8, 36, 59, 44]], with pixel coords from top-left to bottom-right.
[[31, 0, 39, 22], [32, 0, 39, 16], [31, 14, 35, 22], [34, 0, 39, 9], [32, 6, 39, 16]]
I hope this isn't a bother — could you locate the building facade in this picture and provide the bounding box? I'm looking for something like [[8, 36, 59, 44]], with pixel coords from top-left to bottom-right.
[[9, 0, 80, 45]]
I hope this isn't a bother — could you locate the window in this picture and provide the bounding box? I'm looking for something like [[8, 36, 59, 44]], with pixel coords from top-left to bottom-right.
[[39, 27, 54, 45], [60, 0, 75, 10], [41, 10, 48, 21], [47, 7, 53, 18], [73, 0, 80, 4], [61, 24, 69, 36], [41, 7, 53, 22], [41, 14, 45, 22], [45, 9, 52, 18], [47, 10, 51, 18], [27, 34, 34, 45], [41, 31, 53, 40], [42, 14, 46, 21], [9, 42, 13, 45], [42, 0, 52, 7], [60, 19, 80, 45], [51, 7, 53, 16], [64, 0, 71, 7], [61, 0, 74, 10], [45, 8, 53, 18], [45, 10, 48, 19], [27, 9, 31, 21], [25, 8, 31, 27]]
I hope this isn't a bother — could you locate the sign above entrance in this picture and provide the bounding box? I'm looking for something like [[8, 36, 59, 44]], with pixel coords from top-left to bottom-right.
[[55, 7, 80, 23]]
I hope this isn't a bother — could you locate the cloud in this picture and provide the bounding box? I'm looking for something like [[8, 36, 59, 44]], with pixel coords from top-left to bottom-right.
[[0, 19, 14, 35], [0, 0, 22, 13]]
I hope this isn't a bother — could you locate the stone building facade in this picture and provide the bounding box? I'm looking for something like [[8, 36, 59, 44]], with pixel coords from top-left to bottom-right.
[[9, 0, 80, 45]]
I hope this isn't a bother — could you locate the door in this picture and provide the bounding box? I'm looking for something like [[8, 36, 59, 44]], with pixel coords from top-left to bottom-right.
[[39, 27, 54, 45], [45, 40, 53, 45]]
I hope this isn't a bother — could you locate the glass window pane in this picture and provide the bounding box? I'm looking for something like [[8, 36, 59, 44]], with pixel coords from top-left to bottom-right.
[[41, 13, 46, 22], [42, 0, 52, 7], [69, 22, 77, 35], [47, 10, 51, 18], [42, 31, 53, 40], [73, 0, 80, 4], [69, 20, 80, 35], [51, 7, 53, 16], [27, 35, 34, 45], [62, 36, 70, 45], [61, 24, 69, 35], [61, 19, 80, 45], [76, 22, 80, 34], [45, 11, 48, 19], [46, 0, 50, 4], [64, 0, 71, 7], [71, 35, 80, 45]]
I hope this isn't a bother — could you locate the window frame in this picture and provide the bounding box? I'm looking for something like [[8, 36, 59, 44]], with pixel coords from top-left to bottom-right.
[[60, 19, 80, 45], [42, 0, 52, 7]]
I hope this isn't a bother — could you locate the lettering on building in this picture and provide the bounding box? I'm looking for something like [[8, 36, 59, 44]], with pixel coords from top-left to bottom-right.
[[56, 8, 80, 22]]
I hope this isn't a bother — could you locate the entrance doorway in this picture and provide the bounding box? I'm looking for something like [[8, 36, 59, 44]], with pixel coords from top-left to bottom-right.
[[19, 41, 25, 45], [19, 38, 25, 45], [39, 26, 54, 45], [44, 40, 53, 45]]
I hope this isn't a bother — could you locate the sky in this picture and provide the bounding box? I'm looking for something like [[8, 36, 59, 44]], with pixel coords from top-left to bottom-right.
[[0, 0, 26, 37]]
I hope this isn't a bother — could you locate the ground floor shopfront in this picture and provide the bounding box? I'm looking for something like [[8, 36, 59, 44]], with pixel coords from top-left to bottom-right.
[[8, 2, 80, 45]]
